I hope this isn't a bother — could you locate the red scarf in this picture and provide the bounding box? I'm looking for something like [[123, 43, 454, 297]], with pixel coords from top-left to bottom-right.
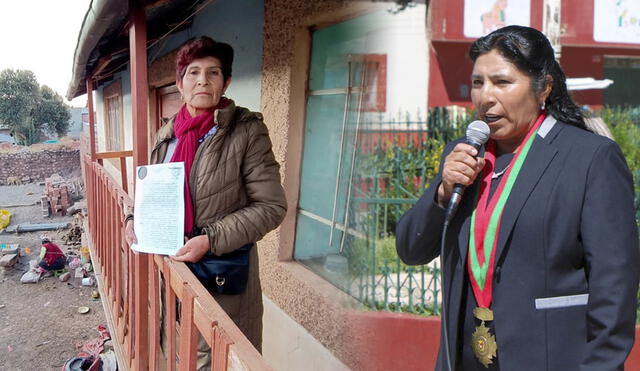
[[171, 101, 227, 235]]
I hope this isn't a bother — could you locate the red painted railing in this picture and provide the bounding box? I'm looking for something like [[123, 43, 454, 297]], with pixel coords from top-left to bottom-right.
[[81, 151, 269, 370]]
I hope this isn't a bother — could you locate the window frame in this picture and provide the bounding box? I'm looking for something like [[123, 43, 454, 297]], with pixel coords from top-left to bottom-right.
[[102, 80, 124, 152], [353, 53, 387, 112]]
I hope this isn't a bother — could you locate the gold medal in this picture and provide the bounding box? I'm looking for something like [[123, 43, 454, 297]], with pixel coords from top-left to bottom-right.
[[472, 307, 497, 368], [473, 307, 494, 321]]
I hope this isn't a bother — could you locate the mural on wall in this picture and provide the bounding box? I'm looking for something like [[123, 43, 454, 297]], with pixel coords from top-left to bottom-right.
[[594, 0, 640, 44], [463, 0, 531, 38]]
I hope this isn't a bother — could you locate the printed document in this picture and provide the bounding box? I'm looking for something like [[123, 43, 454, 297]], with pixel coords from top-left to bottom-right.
[[132, 162, 184, 255]]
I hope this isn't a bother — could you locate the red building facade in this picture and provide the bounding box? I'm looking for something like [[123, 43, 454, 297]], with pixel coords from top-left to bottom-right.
[[428, 0, 640, 108]]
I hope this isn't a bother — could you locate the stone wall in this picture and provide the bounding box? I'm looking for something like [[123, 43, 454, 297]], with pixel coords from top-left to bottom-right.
[[0, 149, 80, 185]]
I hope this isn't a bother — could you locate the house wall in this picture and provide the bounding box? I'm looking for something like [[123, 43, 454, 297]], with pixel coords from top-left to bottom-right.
[[141, 1, 355, 368], [337, 4, 429, 120], [381, 5, 428, 118], [92, 0, 264, 193], [93, 68, 135, 191], [260, 0, 394, 367], [560, 46, 640, 108], [428, 0, 640, 108], [86, 0, 433, 367], [148, 0, 264, 111]]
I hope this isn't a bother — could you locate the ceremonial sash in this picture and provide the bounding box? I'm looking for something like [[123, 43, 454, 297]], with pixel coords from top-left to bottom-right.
[[468, 113, 547, 308]]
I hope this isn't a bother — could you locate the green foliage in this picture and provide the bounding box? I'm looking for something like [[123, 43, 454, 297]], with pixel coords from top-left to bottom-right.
[[365, 301, 439, 316], [0, 69, 71, 145], [351, 106, 640, 317], [356, 107, 467, 237], [600, 106, 640, 225], [346, 108, 467, 316], [423, 139, 444, 188], [349, 236, 410, 275], [33, 85, 71, 138], [0, 69, 40, 145]]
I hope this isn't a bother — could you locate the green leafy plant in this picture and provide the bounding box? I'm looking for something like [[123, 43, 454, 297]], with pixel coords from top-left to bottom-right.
[[0, 69, 70, 145], [345, 107, 468, 315], [350, 106, 640, 317], [600, 106, 640, 227], [355, 107, 466, 237]]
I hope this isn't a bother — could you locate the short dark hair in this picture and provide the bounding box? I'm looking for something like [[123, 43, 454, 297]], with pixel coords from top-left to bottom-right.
[[469, 25, 586, 130], [175, 36, 234, 83]]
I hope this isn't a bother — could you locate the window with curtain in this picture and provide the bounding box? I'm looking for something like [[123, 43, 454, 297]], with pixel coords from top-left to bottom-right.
[[103, 80, 124, 152]]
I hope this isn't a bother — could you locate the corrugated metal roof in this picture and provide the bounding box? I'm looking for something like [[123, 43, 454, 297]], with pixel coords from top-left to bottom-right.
[[66, 0, 208, 100], [66, 0, 129, 100]]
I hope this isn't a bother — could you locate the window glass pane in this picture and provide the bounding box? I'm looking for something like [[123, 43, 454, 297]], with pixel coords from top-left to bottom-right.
[[308, 12, 385, 91], [604, 57, 640, 105], [295, 5, 442, 315], [294, 212, 343, 260], [106, 96, 122, 151], [297, 94, 358, 222], [296, 15, 378, 286]]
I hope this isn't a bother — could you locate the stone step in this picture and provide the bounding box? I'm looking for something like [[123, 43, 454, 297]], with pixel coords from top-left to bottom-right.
[[0, 253, 18, 267]]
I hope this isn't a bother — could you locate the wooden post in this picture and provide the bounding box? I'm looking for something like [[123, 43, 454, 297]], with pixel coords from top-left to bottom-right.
[[86, 79, 97, 162], [120, 157, 129, 194], [130, 1, 149, 170], [178, 284, 199, 371], [129, 1, 150, 369]]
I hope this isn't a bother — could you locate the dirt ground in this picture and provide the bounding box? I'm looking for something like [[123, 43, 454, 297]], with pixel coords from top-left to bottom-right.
[[0, 183, 107, 370], [0, 137, 80, 154]]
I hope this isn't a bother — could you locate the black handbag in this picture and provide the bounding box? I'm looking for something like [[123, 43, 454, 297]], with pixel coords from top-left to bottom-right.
[[186, 243, 253, 295]]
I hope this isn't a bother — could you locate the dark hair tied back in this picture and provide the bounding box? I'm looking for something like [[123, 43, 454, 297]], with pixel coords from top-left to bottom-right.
[[469, 25, 586, 130]]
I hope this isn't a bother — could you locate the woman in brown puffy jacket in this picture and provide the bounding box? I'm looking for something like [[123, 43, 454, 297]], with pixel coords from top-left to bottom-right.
[[124, 36, 286, 364]]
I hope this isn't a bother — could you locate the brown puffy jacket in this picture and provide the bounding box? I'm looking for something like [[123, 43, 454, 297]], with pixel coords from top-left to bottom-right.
[[150, 99, 286, 351]]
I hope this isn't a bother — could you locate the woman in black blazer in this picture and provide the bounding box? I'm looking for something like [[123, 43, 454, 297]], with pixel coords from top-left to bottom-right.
[[396, 26, 639, 370]]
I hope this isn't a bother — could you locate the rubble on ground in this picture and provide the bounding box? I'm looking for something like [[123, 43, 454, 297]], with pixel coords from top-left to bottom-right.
[[62, 325, 114, 370], [62, 214, 83, 246], [0, 243, 19, 267], [44, 174, 73, 217], [0, 254, 18, 267], [40, 174, 85, 217], [0, 180, 109, 369], [59, 271, 71, 282]]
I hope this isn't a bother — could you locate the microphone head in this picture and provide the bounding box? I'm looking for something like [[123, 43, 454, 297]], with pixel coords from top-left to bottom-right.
[[466, 120, 490, 147]]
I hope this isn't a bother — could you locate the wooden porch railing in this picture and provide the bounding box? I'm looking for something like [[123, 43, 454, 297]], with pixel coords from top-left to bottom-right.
[[95, 150, 133, 194], [81, 151, 269, 370]]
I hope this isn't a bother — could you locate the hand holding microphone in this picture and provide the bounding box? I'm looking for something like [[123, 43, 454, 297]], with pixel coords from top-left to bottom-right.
[[439, 120, 490, 223], [437, 121, 490, 371]]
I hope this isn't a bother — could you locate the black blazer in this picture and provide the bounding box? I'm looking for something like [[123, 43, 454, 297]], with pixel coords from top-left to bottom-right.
[[396, 117, 640, 371]]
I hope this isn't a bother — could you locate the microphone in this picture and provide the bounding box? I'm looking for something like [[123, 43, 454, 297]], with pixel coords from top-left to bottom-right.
[[444, 120, 490, 224]]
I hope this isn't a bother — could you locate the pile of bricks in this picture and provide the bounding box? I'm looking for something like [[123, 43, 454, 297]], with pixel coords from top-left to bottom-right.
[[44, 174, 72, 217]]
